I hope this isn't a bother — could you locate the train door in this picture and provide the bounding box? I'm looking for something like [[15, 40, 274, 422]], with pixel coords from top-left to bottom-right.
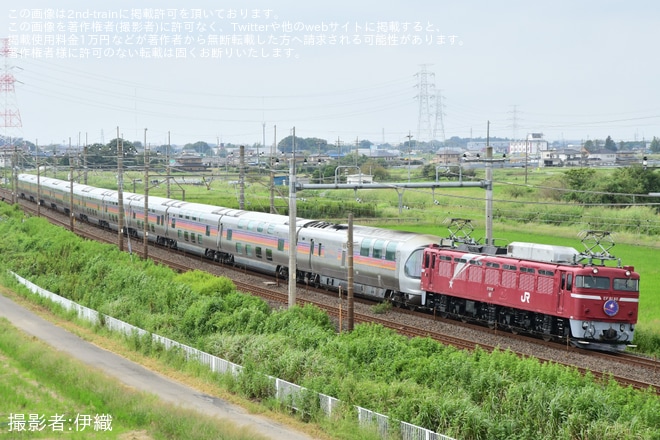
[[308, 239, 314, 268], [557, 270, 572, 313], [422, 251, 434, 290]]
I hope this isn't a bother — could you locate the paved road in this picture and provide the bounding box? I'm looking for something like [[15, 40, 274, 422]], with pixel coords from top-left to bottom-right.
[[0, 293, 315, 440]]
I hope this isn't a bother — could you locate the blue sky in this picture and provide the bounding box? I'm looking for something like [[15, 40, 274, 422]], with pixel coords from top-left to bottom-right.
[[2, 1, 659, 147]]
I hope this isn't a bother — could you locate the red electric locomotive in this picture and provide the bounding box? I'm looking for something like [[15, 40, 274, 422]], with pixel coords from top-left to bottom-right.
[[420, 233, 639, 352]]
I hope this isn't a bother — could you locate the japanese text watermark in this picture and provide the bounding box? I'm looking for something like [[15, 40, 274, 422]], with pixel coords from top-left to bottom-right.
[[6, 7, 463, 60]]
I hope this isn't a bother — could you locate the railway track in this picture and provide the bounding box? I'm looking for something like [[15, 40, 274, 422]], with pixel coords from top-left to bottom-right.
[[3, 189, 659, 393]]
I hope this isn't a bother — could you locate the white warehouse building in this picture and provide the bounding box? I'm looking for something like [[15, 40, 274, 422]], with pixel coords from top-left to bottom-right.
[[509, 133, 548, 155]]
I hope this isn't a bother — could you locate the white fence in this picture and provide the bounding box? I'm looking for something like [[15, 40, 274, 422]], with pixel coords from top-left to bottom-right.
[[11, 272, 455, 440]]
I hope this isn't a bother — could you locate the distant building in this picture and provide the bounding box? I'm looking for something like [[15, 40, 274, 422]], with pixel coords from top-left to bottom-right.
[[466, 141, 510, 154], [587, 150, 617, 166], [174, 154, 208, 172], [615, 150, 639, 166], [539, 148, 583, 167], [368, 150, 400, 161], [509, 133, 548, 155], [435, 148, 464, 164]]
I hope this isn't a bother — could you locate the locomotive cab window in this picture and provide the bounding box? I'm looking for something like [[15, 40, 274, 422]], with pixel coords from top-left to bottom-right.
[[575, 275, 610, 290], [613, 278, 639, 292]]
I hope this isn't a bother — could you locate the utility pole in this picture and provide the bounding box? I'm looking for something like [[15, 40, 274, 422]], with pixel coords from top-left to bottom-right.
[[11, 138, 16, 204], [143, 128, 149, 259], [69, 137, 74, 232], [347, 212, 354, 331], [36, 139, 40, 217], [270, 125, 276, 214], [261, 121, 266, 168], [117, 127, 124, 252], [525, 136, 529, 184], [406, 132, 413, 182], [239, 145, 245, 210], [166, 131, 171, 198], [485, 121, 493, 245], [83, 132, 88, 185], [288, 127, 297, 309]]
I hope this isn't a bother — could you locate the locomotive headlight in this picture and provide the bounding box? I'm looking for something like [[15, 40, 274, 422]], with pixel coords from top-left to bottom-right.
[[582, 321, 589, 329], [592, 268, 599, 274], [625, 270, 631, 277]]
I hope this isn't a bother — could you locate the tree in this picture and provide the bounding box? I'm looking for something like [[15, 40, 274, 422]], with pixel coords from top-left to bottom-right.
[[599, 165, 660, 204], [604, 136, 617, 152], [562, 168, 597, 202], [583, 140, 595, 152], [360, 159, 390, 181], [183, 141, 212, 156], [359, 139, 374, 149], [305, 137, 328, 153], [278, 135, 309, 153], [650, 136, 660, 153]]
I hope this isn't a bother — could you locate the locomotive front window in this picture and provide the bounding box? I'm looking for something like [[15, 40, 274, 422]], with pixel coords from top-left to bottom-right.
[[575, 275, 610, 290], [404, 249, 424, 279], [613, 278, 639, 292]]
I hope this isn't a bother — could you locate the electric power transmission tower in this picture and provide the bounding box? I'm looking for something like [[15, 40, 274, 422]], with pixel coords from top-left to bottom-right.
[[0, 38, 23, 138], [433, 91, 446, 144], [414, 65, 435, 143]]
